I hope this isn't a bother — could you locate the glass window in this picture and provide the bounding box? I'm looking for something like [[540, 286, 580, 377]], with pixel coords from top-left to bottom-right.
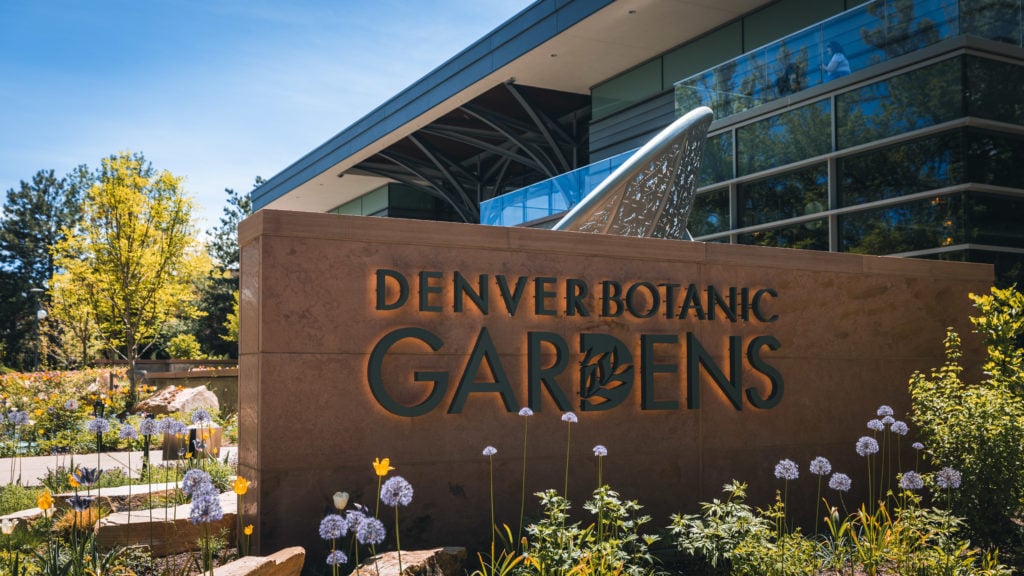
[[965, 191, 1024, 248], [837, 57, 963, 149], [737, 220, 829, 250], [690, 187, 730, 237], [737, 100, 832, 176], [839, 193, 965, 254], [966, 55, 1024, 125], [737, 163, 828, 226], [849, 0, 955, 62], [837, 131, 964, 206], [764, 29, 825, 97], [966, 129, 1024, 188], [699, 132, 734, 187], [960, 0, 1023, 46], [362, 186, 389, 216], [592, 60, 662, 120]]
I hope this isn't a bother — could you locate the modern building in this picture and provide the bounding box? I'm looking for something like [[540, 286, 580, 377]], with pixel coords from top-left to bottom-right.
[[252, 0, 1024, 287]]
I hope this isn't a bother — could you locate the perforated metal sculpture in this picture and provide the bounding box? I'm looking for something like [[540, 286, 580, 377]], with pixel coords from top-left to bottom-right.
[[553, 106, 713, 239]]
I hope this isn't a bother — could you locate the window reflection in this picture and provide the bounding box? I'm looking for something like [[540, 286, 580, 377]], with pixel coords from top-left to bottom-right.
[[738, 220, 829, 249], [840, 194, 964, 254], [700, 133, 734, 187], [966, 56, 1024, 125], [837, 57, 963, 149], [690, 188, 730, 236], [737, 100, 832, 175], [738, 163, 828, 226], [838, 131, 964, 206], [965, 192, 1024, 248], [960, 0, 1023, 45]]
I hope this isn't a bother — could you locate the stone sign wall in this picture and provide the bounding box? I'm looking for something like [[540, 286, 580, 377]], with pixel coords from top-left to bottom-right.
[[238, 210, 991, 560]]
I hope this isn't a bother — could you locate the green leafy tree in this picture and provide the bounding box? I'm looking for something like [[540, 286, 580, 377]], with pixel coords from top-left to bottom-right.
[[0, 167, 87, 370], [191, 182, 256, 358], [51, 151, 210, 406], [910, 286, 1024, 547]]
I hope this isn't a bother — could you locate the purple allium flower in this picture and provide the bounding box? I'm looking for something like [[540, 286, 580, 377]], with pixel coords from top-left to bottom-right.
[[157, 418, 173, 434], [774, 458, 799, 480], [171, 420, 189, 436], [68, 495, 95, 511], [482, 446, 497, 456], [809, 456, 832, 476], [356, 516, 386, 546], [139, 417, 157, 436], [189, 491, 224, 524], [877, 405, 894, 417], [72, 466, 102, 486], [518, 407, 534, 417], [380, 475, 414, 507], [912, 442, 925, 450], [867, 419, 884, 432], [64, 399, 79, 411], [326, 550, 348, 566], [182, 468, 213, 498], [345, 508, 365, 529], [319, 514, 348, 540], [191, 409, 212, 425], [829, 473, 852, 492], [891, 421, 909, 436], [856, 436, 879, 456], [936, 467, 962, 489], [593, 445, 608, 457], [561, 411, 577, 423], [881, 415, 895, 426], [119, 423, 138, 441], [899, 471, 924, 491], [86, 417, 111, 435]]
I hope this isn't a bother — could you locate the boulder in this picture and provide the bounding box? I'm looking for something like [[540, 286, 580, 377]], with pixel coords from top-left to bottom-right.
[[213, 547, 305, 576], [135, 384, 219, 416], [353, 547, 466, 576]]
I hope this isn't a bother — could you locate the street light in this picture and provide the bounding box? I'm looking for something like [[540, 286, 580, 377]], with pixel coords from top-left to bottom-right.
[[28, 288, 45, 372]]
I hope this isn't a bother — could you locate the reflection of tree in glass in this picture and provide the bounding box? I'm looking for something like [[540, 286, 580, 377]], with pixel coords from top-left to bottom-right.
[[959, 0, 1021, 45], [837, 57, 962, 149], [738, 101, 831, 176], [860, 0, 943, 59], [737, 164, 829, 250], [841, 194, 962, 255], [774, 42, 810, 97]]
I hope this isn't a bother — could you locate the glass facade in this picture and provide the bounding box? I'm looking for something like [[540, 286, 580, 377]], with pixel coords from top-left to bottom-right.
[[482, 0, 1024, 286], [329, 183, 461, 221]]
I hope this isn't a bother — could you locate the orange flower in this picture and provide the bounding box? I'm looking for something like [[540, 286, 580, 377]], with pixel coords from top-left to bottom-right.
[[233, 476, 250, 496], [244, 524, 254, 536]]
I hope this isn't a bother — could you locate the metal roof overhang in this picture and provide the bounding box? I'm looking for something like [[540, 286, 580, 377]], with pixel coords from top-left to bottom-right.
[[252, 0, 774, 219]]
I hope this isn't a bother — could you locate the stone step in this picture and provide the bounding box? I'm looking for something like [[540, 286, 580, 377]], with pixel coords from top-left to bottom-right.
[[95, 490, 238, 556]]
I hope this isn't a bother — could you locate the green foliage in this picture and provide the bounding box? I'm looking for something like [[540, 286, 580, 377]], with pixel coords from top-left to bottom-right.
[[166, 333, 205, 359], [910, 287, 1024, 546], [522, 487, 658, 576], [668, 481, 771, 573], [0, 484, 39, 515]]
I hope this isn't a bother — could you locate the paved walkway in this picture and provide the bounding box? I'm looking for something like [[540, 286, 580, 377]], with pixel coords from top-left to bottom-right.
[[0, 447, 238, 487]]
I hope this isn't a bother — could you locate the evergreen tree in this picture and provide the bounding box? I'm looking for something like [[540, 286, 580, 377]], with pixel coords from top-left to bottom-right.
[[0, 168, 86, 370], [190, 180, 256, 358]]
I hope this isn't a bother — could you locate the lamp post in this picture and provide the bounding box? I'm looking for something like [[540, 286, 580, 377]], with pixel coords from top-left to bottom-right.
[[28, 287, 46, 372]]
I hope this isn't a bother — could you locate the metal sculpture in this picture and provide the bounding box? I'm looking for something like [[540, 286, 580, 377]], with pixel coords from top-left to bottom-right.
[[552, 106, 713, 239]]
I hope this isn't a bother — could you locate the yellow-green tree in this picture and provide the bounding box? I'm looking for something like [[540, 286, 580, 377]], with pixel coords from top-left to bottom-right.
[[51, 151, 210, 406]]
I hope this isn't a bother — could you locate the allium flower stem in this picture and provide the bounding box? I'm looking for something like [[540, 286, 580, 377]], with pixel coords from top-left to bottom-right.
[[563, 420, 572, 499], [394, 504, 403, 575], [488, 453, 495, 555], [518, 414, 529, 545]]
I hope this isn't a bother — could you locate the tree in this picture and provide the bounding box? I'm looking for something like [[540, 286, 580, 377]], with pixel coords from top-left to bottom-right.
[[190, 181, 256, 358], [51, 151, 210, 406], [0, 167, 87, 370]]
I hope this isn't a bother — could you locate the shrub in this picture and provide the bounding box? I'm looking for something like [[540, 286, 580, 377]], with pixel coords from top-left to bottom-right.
[[910, 287, 1024, 547]]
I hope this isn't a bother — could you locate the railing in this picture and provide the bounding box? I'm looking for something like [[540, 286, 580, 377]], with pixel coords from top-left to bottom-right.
[[673, 0, 1022, 120]]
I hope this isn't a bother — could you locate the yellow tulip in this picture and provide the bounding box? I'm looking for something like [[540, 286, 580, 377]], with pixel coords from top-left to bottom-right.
[[372, 457, 395, 477], [233, 476, 250, 496], [244, 524, 254, 536], [68, 474, 80, 488], [37, 490, 53, 511]]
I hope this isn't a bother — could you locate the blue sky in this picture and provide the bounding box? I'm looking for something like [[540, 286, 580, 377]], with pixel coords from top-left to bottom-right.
[[0, 0, 531, 231]]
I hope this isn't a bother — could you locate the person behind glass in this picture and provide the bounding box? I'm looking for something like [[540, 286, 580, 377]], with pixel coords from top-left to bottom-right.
[[822, 41, 851, 81]]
